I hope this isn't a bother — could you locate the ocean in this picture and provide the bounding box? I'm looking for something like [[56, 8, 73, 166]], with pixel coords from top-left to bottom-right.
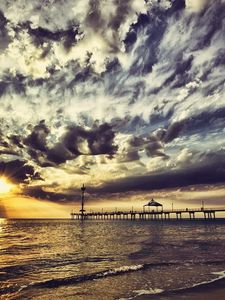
[[1, 218, 225, 300]]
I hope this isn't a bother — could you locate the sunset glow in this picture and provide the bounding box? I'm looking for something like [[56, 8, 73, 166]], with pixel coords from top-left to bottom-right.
[[0, 178, 13, 194]]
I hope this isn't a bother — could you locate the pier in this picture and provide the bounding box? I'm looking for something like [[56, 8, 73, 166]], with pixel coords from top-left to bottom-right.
[[70, 185, 225, 221], [71, 207, 225, 221]]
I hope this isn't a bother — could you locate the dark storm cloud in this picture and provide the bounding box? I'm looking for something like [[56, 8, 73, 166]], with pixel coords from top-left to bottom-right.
[[9, 135, 24, 148], [0, 120, 118, 168], [0, 130, 22, 156], [94, 151, 225, 194], [0, 73, 26, 98], [48, 122, 118, 164], [145, 136, 168, 158], [0, 160, 42, 183], [163, 55, 194, 88], [3, 20, 80, 56], [24, 120, 50, 152], [118, 133, 168, 163], [163, 122, 184, 143], [0, 80, 7, 97], [163, 107, 225, 143], [46, 143, 74, 165], [22, 186, 79, 203], [171, 0, 186, 11], [28, 25, 79, 49], [0, 10, 10, 52], [133, 106, 225, 151], [21, 121, 117, 165], [122, 150, 140, 162], [0, 132, 9, 148], [87, 122, 118, 156], [64, 123, 117, 156], [0, 149, 18, 156]]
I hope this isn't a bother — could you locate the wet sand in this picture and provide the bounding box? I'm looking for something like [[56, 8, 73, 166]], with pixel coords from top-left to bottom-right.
[[136, 278, 225, 300], [137, 288, 225, 300]]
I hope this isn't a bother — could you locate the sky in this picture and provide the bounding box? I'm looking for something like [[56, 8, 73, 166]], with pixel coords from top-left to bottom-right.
[[0, 0, 225, 218]]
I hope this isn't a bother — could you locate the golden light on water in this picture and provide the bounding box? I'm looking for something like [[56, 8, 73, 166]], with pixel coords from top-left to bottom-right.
[[0, 178, 13, 194]]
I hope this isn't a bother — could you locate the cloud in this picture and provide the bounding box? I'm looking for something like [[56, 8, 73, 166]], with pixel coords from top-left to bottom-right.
[[0, 119, 119, 171], [24, 120, 50, 152], [23, 121, 117, 166], [162, 106, 225, 143], [0, 130, 23, 156], [0, 159, 42, 183], [116, 131, 169, 164], [0, 0, 149, 76], [145, 136, 167, 158], [185, 0, 212, 12], [21, 185, 79, 203], [93, 150, 225, 194], [46, 122, 118, 165]]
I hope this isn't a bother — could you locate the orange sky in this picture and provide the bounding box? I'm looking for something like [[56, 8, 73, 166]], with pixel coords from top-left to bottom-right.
[[1, 183, 225, 218]]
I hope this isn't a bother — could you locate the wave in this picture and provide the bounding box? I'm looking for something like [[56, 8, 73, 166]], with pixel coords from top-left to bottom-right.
[[33, 262, 181, 289], [0, 264, 144, 296], [119, 289, 164, 300], [0, 262, 178, 296], [33, 264, 145, 288]]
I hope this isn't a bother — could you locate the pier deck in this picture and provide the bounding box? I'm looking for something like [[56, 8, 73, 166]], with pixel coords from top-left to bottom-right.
[[71, 207, 225, 221]]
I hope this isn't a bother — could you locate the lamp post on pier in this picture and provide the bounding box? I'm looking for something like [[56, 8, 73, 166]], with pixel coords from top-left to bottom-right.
[[80, 184, 86, 220]]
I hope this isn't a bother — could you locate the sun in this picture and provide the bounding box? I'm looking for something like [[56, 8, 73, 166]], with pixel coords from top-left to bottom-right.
[[0, 178, 13, 194]]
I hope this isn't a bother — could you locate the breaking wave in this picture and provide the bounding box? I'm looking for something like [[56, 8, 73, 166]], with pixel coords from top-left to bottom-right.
[[0, 262, 177, 296]]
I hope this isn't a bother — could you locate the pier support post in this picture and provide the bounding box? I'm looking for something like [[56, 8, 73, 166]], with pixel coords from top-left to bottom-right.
[[189, 212, 195, 220]]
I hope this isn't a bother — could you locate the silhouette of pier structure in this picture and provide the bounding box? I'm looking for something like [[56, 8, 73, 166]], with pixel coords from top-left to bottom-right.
[[80, 184, 86, 220], [70, 186, 225, 221]]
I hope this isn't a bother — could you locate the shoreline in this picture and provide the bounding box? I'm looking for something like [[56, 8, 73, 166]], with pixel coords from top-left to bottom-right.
[[135, 274, 225, 300], [137, 288, 225, 300]]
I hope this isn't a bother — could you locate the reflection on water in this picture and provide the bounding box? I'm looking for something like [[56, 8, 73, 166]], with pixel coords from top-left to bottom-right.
[[1, 220, 225, 299], [0, 218, 6, 234]]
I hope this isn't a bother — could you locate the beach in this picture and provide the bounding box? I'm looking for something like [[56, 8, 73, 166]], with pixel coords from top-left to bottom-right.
[[1, 219, 225, 299]]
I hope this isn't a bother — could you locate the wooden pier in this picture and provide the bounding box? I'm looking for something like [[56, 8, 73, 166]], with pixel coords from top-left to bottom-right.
[[71, 207, 225, 221], [71, 185, 225, 221]]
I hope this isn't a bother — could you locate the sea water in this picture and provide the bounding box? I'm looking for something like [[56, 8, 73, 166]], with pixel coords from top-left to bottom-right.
[[1, 219, 225, 299]]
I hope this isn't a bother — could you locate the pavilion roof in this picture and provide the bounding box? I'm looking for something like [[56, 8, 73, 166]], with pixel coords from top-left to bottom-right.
[[144, 199, 163, 207]]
